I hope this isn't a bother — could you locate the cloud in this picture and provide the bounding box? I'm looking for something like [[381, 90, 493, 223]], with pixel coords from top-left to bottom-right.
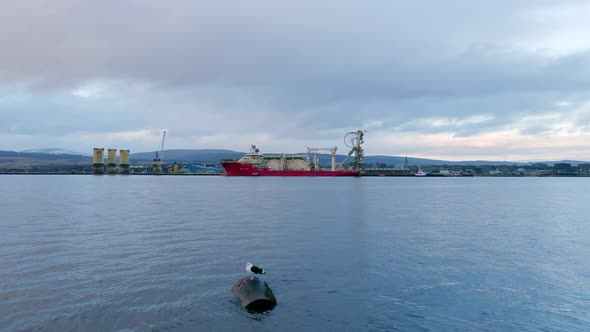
[[2, 1, 590, 160]]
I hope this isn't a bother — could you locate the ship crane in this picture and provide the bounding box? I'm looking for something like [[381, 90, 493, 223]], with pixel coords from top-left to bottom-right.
[[337, 130, 366, 171], [306, 146, 338, 171]]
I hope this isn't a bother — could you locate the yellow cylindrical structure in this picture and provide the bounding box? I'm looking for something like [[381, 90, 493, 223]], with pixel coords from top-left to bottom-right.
[[107, 149, 117, 174], [92, 148, 104, 174], [107, 149, 117, 165], [119, 150, 130, 165], [119, 150, 130, 174], [92, 148, 104, 164], [152, 159, 160, 174]]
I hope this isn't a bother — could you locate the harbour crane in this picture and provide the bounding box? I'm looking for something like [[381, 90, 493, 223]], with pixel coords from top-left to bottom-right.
[[306, 146, 338, 171], [154, 130, 166, 174], [159, 130, 166, 173]]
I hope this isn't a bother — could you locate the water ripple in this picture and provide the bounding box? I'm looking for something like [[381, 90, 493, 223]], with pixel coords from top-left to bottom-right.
[[2, 176, 590, 331]]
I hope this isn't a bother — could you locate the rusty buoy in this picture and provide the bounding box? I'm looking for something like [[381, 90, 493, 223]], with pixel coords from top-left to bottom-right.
[[232, 276, 277, 312]]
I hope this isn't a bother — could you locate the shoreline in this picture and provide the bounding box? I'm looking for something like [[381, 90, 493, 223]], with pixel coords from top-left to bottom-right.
[[0, 172, 587, 177]]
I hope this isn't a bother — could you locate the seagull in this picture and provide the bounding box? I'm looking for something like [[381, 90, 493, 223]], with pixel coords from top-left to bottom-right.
[[246, 262, 266, 274]]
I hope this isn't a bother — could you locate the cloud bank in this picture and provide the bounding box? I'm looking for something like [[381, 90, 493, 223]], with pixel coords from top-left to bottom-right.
[[2, 0, 590, 160]]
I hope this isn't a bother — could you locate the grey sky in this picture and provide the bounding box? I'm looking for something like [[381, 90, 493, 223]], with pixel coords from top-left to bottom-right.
[[2, 0, 590, 160]]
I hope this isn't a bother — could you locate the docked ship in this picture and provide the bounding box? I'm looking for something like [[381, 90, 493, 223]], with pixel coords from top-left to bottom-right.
[[221, 130, 365, 176]]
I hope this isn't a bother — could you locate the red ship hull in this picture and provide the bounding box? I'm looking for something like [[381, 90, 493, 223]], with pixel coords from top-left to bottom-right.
[[221, 161, 360, 176]]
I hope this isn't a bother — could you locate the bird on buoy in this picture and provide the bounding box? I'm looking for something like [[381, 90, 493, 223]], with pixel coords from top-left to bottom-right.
[[246, 262, 266, 274]]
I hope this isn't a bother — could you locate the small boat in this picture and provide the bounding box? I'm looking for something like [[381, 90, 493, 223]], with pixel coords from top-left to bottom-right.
[[415, 165, 427, 176]]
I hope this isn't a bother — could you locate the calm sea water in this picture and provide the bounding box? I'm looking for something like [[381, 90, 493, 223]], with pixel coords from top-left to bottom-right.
[[1, 175, 590, 331]]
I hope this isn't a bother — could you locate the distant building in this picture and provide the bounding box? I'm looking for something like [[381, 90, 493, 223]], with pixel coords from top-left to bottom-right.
[[530, 169, 553, 176], [577, 163, 590, 175], [554, 163, 571, 169], [554, 163, 574, 175]]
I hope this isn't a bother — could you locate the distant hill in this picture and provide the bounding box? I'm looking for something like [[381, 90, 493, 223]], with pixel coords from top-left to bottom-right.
[[0, 150, 91, 169], [129, 149, 590, 166], [363, 156, 524, 167], [363, 155, 448, 166], [1, 148, 588, 169], [21, 148, 91, 157], [130, 149, 244, 163], [0, 150, 91, 160], [128, 149, 446, 166]]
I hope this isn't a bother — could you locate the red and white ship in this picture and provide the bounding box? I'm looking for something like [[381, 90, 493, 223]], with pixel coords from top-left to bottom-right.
[[221, 130, 365, 177]]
